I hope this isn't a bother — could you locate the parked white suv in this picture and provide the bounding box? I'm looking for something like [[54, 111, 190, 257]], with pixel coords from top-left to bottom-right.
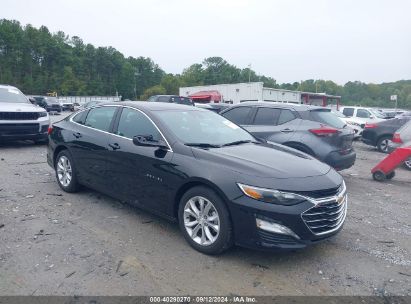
[[0, 85, 50, 143], [339, 106, 385, 136]]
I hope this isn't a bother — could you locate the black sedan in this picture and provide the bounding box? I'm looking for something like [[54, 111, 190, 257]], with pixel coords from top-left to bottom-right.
[[47, 102, 347, 254], [362, 117, 411, 153]]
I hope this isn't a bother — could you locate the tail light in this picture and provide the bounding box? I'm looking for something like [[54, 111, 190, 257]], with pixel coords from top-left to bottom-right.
[[309, 125, 340, 136], [392, 133, 403, 143], [47, 126, 53, 135], [364, 123, 378, 129]]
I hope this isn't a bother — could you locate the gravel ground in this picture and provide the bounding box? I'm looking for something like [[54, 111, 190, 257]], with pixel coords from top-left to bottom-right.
[[0, 113, 410, 296]]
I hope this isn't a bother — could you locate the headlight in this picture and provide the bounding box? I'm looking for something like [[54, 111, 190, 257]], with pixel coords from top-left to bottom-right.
[[38, 112, 48, 117], [237, 183, 307, 205]]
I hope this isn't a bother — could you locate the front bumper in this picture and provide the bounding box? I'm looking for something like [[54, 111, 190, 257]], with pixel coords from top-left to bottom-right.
[[228, 186, 347, 251], [0, 118, 50, 141]]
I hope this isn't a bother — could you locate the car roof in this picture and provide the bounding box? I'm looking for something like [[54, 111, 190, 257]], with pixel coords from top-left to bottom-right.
[[0, 84, 18, 90], [95, 101, 204, 111], [228, 101, 324, 111], [154, 95, 189, 98]]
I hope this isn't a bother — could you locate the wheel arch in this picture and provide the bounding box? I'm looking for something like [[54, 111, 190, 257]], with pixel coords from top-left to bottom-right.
[[283, 141, 316, 157], [173, 178, 230, 220], [53, 145, 69, 168]]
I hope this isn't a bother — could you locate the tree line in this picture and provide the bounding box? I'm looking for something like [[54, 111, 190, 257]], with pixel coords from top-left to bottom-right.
[[1, 19, 410, 108]]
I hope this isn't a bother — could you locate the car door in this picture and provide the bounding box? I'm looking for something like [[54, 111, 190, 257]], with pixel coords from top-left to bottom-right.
[[68, 106, 118, 192], [104, 107, 174, 215], [245, 107, 299, 143]]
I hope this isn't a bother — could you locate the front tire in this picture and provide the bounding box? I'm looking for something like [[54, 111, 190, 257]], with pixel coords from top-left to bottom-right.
[[178, 186, 233, 255], [55, 150, 80, 192]]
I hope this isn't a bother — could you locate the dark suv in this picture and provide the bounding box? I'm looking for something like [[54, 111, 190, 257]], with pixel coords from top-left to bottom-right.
[[147, 95, 194, 106], [220, 102, 356, 170], [362, 117, 411, 153]]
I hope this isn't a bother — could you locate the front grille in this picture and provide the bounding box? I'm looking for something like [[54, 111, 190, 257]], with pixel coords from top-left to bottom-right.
[[258, 230, 299, 246], [0, 123, 39, 135], [294, 186, 340, 199], [0, 112, 39, 120], [302, 194, 347, 235]]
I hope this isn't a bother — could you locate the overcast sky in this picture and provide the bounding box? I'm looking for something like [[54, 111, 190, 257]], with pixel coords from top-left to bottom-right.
[[1, 0, 410, 84]]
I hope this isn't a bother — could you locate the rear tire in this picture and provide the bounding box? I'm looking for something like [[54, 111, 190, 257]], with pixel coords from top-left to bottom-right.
[[178, 186, 233, 255], [376, 136, 391, 153], [55, 150, 80, 192]]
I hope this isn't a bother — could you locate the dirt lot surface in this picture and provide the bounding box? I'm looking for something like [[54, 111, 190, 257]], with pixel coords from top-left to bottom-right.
[[1, 113, 410, 296]]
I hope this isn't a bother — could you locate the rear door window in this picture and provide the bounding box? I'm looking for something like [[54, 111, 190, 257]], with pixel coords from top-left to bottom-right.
[[253, 108, 281, 125], [221, 107, 252, 125], [342, 108, 354, 117], [310, 110, 345, 129], [84, 107, 117, 132], [116, 108, 162, 141], [277, 109, 296, 125]]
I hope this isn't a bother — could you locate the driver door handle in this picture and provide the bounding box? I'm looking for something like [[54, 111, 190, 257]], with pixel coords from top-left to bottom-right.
[[108, 143, 121, 150], [280, 128, 294, 133], [73, 132, 82, 138]]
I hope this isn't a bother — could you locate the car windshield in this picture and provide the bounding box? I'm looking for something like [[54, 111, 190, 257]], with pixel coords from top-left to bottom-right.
[[154, 109, 255, 146], [369, 109, 385, 118], [0, 87, 30, 103], [332, 110, 346, 118], [310, 109, 346, 129]]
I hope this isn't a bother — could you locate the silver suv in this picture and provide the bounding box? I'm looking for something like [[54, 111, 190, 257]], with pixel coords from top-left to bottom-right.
[[0, 85, 50, 143], [220, 102, 356, 170]]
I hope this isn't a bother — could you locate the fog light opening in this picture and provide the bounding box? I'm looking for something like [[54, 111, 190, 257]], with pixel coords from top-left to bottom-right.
[[256, 218, 300, 239]]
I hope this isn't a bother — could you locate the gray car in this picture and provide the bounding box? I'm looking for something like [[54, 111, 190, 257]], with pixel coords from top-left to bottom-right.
[[220, 102, 356, 170], [388, 119, 411, 170]]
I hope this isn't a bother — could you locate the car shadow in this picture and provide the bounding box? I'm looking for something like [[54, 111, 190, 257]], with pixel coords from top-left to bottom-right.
[[0, 140, 47, 149], [71, 186, 335, 266]]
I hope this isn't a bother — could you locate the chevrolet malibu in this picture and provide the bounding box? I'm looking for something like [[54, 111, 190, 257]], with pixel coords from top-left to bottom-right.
[[47, 102, 347, 254]]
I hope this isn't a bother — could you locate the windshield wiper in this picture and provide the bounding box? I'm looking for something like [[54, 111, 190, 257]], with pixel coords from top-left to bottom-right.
[[185, 143, 221, 148], [221, 140, 257, 147]]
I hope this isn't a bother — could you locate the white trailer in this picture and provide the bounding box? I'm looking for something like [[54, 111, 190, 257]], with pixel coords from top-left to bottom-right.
[[179, 82, 302, 104]]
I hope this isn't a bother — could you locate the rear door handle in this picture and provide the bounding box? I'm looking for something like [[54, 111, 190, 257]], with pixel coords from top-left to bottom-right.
[[280, 128, 294, 133], [73, 132, 82, 138], [108, 143, 121, 150]]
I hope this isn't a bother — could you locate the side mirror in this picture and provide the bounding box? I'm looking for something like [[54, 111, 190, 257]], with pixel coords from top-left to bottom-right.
[[370, 116, 375, 119], [133, 135, 168, 149]]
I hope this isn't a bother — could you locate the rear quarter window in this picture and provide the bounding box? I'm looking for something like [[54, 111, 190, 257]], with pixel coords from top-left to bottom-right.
[[310, 110, 346, 129], [277, 109, 296, 125], [72, 110, 88, 125]]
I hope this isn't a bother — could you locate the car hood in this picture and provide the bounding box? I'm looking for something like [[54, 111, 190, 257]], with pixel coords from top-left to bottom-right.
[[192, 143, 331, 179], [0, 102, 46, 112]]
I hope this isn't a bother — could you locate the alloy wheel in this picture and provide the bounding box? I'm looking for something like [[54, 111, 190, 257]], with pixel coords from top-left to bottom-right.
[[56, 156, 72, 187], [183, 196, 220, 246], [405, 158, 411, 170], [379, 138, 391, 153]]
